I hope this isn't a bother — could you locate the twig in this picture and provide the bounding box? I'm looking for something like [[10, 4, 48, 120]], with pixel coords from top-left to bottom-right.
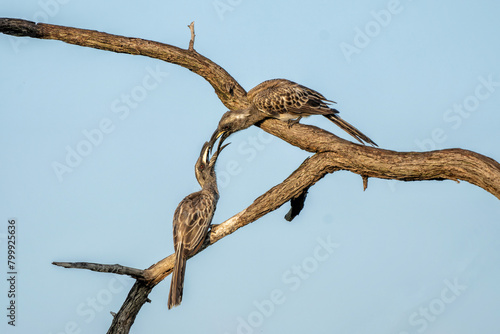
[[52, 262, 145, 279], [362, 175, 369, 191], [188, 21, 195, 51]]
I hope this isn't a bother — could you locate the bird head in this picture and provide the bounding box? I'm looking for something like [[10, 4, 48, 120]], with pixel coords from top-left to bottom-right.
[[195, 140, 229, 188], [208, 108, 259, 152]]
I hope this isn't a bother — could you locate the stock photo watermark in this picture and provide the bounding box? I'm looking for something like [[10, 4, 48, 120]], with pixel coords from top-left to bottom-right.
[[8, 0, 72, 53], [51, 65, 169, 183], [415, 74, 499, 151], [5, 218, 17, 327], [212, 0, 243, 21], [226, 235, 340, 334], [217, 130, 275, 189], [397, 277, 467, 334], [47, 275, 129, 334], [386, 74, 499, 193], [339, 0, 415, 63]]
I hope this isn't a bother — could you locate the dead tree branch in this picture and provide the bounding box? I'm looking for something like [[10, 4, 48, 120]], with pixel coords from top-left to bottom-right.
[[52, 262, 145, 279], [2, 18, 499, 334], [0, 18, 247, 110]]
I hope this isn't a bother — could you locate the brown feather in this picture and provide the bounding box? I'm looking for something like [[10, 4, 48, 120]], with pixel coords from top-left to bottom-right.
[[323, 114, 378, 146], [168, 142, 223, 309], [168, 244, 187, 309], [247, 79, 376, 146]]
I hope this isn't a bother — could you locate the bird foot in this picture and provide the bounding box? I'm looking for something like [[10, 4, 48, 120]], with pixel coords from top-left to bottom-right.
[[287, 117, 302, 128]]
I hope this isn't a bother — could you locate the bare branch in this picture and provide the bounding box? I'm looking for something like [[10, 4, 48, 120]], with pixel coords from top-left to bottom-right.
[[52, 262, 145, 279], [107, 281, 154, 334], [1, 18, 498, 199], [188, 21, 195, 51], [0, 18, 247, 109], [257, 119, 500, 199]]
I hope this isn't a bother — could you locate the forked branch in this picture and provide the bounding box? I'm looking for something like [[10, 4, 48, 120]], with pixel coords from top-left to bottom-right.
[[2, 17, 499, 334]]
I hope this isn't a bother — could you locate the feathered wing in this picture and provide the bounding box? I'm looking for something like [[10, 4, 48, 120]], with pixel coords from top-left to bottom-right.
[[248, 79, 377, 146], [168, 191, 217, 309], [248, 79, 336, 118]]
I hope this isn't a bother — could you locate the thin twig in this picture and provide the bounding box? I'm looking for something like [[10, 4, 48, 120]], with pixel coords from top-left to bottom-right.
[[52, 262, 145, 279], [188, 21, 195, 51], [362, 175, 368, 191]]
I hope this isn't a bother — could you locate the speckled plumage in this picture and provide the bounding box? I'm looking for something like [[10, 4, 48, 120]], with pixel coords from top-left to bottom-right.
[[168, 142, 225, 309], [210, 79, 377, 148], [247, 79, 338, 119]]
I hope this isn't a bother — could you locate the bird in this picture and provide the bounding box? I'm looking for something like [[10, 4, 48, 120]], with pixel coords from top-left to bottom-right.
[[209, 79, 377, 150], [167, 141, 228, 309]]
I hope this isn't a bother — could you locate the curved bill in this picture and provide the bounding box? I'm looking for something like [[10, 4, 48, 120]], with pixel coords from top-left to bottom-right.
[[209, 142, 230, 167], [208, 129, 230, 154], [200, 141, 210, 164]]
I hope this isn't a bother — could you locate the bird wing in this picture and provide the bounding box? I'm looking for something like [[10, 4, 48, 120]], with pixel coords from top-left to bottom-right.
[[248, 79, 377, 146], [173, 191, 216, 257], [247, 79, 338, 118]]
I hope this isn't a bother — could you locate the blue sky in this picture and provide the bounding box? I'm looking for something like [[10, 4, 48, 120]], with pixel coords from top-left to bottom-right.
[[1, 1, 500, 333]]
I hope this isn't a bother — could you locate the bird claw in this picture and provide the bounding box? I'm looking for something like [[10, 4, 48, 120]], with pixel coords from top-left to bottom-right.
[[287, 117, 302, 128]]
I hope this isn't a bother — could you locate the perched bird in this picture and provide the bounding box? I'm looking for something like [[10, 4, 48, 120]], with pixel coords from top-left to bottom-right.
[[209, 79, 377, 150], [168, 141, 228, 309]]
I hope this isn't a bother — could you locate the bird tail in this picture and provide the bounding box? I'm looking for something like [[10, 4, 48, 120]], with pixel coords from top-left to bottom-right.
[[168, 246, 187, 309], [323, 114, 378, 147]]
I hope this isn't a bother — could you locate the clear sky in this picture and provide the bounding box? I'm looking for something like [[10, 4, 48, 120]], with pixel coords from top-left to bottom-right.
[[1, 1, 500, 333]]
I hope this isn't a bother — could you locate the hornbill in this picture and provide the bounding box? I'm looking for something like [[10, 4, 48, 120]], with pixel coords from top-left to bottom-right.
[[209, 79, 377, 150], [168, 141, 228, 309]]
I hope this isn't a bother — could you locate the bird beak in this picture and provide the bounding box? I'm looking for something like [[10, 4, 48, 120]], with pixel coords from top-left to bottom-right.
[[209, 142, 230, 167], [202, 143, 210, 164], [198, 141, 211, 165], [217, 142, 230, 154], [209, 129, 228, 154]]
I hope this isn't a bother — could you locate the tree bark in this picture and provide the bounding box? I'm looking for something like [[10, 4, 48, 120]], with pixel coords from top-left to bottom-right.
[[3, 18, 499, 334]]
